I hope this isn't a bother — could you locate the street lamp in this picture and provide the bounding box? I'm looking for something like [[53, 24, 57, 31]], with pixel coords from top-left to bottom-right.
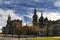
[[18, 34, 20, 40]]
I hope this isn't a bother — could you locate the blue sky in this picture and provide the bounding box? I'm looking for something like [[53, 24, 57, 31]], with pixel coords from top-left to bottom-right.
[[0, 0, 60, 32]]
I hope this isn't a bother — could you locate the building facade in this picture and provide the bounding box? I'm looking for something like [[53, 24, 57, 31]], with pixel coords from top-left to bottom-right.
[[2, 15, 22, 35], [2, 8, 60, 36]]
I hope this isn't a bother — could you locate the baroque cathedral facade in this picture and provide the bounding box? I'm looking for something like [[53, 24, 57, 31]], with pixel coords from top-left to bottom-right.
[[2, 8, 60, 36]]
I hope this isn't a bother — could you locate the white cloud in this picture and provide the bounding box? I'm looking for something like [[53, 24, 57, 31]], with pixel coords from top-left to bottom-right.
[[6, 10, 22, 20], [0, 0, 12, 4], [55, 1, 60, 7], [0, 0, 3, 4], [38, 12, 60, 21], [33, 0, 44, 2], [22, 15, 33, 26], [24, 11, 60, 21], [45, 12, 60, 21], [4, 0, 11, 4], [24, 13, 33, 19]]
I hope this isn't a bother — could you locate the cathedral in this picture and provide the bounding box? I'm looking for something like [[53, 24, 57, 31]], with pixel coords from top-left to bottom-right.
[[2, 8, 60, 36]]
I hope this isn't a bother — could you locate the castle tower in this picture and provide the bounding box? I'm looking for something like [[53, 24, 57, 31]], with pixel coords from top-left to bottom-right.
[[39, 13, 44, 28], [7, 14, 11, 24], [32, 8, 38, 26], [44, 17, 48, 26]]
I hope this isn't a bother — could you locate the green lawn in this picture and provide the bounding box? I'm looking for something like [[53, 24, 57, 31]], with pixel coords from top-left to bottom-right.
[[27, 37, 60, 40]]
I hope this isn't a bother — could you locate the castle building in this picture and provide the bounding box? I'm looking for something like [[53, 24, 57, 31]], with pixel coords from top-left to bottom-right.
[[2, 14, 22, 34], [2, 8, 60, 36]]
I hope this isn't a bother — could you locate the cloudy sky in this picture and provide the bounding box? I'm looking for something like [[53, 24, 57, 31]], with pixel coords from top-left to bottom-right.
[[0, 0, 60, 32]]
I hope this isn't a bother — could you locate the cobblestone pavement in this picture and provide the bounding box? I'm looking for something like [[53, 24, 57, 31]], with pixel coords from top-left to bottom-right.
[[0, 37, 30, 40], [0, 37, 60, 40]]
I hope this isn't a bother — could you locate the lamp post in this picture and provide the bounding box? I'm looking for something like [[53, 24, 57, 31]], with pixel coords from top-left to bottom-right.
[[17, 28, 20, 40], [18, 34, 20, 40]]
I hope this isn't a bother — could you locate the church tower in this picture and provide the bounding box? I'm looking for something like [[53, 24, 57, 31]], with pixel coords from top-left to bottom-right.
[[44, 17, 48, 26], [32, 8, 38, 26], [39, 13, 44, 28], [7, 14, 11, 24]]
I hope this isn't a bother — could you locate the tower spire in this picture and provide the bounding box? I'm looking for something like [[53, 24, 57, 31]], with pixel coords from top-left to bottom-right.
[[8, 13, 10, 17], [34, 5, 37, 15], [8, 13, 11, 20], [34, 8, 36, 14], [39, 12, 44, 28], [7, 13, 11, 24], [41, 12, 43, 16], [32, 6, 38, 26]]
